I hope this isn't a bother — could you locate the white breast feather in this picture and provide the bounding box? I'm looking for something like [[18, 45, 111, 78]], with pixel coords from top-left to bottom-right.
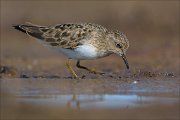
[[55, 44, 98, 60], [35, 38, 98, 60]]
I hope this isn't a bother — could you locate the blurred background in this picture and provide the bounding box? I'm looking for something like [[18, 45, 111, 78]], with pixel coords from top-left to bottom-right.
[[0, 1, 180, 119], [1, 1, 179, 73]]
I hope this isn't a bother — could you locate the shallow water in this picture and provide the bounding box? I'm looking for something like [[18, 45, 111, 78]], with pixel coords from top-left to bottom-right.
[[1, 78, 180, 119], [16, 94, 179, 110]]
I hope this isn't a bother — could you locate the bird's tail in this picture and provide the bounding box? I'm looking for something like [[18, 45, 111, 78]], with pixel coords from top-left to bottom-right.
[[13, 23, 47, 40]]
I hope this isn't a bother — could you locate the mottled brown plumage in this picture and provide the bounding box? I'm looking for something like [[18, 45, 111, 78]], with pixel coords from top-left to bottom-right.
[[13, 22, 130, 79]]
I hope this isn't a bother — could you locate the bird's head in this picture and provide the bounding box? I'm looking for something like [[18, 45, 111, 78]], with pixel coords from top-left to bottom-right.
[[107, 31, 130, 69]]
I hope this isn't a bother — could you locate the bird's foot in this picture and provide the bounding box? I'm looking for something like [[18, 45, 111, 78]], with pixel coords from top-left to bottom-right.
[[88, 68, 105, 75]]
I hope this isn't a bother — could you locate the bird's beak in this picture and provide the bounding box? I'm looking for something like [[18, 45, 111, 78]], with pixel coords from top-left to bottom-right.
[[121, 53, 129, 69]]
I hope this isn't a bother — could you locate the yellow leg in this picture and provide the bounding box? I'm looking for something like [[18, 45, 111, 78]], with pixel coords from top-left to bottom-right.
[[66, 60, 78, 79]]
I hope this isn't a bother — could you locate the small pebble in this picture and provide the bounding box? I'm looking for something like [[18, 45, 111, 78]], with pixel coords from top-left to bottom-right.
[[166, 73, 175, 77], [0, 66, 18, 77], [81, 75, 86, 79], [20, 74, 29, 78], [133, 81, 138, 84]]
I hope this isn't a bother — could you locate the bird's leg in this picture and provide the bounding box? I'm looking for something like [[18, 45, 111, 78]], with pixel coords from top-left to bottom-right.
[[66, 60, 78, 79], [76, 60, 105, 75]]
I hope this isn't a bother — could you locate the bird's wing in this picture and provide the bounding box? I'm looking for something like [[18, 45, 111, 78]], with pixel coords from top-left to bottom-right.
[[13, 23, 97, 49]]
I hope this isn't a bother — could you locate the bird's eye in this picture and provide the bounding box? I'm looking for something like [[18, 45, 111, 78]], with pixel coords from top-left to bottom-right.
[[116, 44, 122, 48]]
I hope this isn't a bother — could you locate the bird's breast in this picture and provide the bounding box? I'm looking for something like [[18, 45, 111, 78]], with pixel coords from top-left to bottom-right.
[[55, 44, 99, 60]]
